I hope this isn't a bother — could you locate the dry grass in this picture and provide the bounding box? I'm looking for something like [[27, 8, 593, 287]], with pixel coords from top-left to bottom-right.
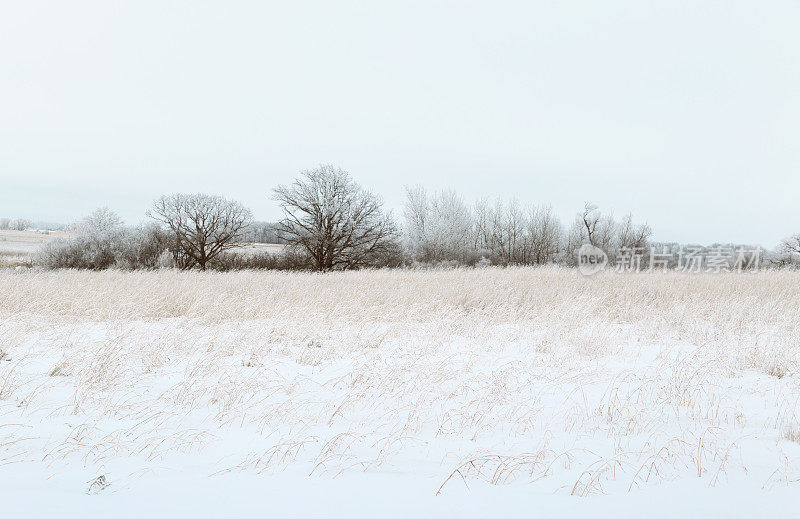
[[0, 267, 799, 496]]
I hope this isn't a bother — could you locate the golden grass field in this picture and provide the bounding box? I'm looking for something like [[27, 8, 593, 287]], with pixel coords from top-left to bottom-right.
[[1, 267, 799, 514]]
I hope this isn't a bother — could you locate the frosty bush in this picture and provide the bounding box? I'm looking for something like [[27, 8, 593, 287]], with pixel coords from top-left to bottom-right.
[[113, 224, 176, 270], [36, 208, 176, 270], [36, 208, 123, 269]]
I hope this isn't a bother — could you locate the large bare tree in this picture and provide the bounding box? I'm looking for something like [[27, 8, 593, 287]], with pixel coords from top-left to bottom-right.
[[273, 165, 398, 271], [148, 193, 252, 270]]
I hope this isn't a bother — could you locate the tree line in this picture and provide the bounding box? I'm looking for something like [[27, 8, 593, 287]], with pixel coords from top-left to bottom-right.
[[25, 164, 800, 271], [0, 218, 33, 231]]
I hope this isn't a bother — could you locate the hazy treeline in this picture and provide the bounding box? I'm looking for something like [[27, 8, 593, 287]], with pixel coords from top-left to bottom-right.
[[0, 217, 33, 231], [19, 165, 800, 271], [0, 217, 68, 231], [402, 190, 653, 267], [238, 221, 285, 245]]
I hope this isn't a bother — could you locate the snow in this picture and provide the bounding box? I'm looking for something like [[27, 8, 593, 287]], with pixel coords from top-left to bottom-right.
[[1, 268, 799, 517]]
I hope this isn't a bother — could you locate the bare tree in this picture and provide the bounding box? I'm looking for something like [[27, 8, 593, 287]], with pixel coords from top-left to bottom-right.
[[527, 204, 563, 264], [404, 187, 475, 264], [775, 233, 800, 266], [566, 202, 632, 264], [403, 185, 430, 261], [568, 203, 615, 254], [586, 205, 616, 252], [617, 213, 652, 250], [781, 234, 800, 254], [429, 189, 472, 263], [70, 206, 123, 236], [76, 207, 125, 268], [472, 197, 491, 253], [579, 202, 601, 246], [148, 194, 252, 270], [274, 165, 398, 271], [502, 199, 525, 264]]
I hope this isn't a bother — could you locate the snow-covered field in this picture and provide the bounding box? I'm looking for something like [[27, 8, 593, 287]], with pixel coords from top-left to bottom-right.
[[1, 267, 799, 517], [0, 230, 72, 268]]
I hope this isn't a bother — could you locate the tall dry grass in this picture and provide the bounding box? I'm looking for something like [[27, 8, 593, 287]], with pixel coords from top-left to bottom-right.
[[0, 267, 798, 495]]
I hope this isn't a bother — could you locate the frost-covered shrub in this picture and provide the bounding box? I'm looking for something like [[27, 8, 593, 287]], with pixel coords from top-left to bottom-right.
[[36, 208, 177, 270], [37, 208, 124, 270], [36, 239, 95, 269], [114, 224, 176, 270]]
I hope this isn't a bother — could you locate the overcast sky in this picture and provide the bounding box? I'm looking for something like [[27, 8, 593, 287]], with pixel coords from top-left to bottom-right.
[[1, 0, 798, 245]]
